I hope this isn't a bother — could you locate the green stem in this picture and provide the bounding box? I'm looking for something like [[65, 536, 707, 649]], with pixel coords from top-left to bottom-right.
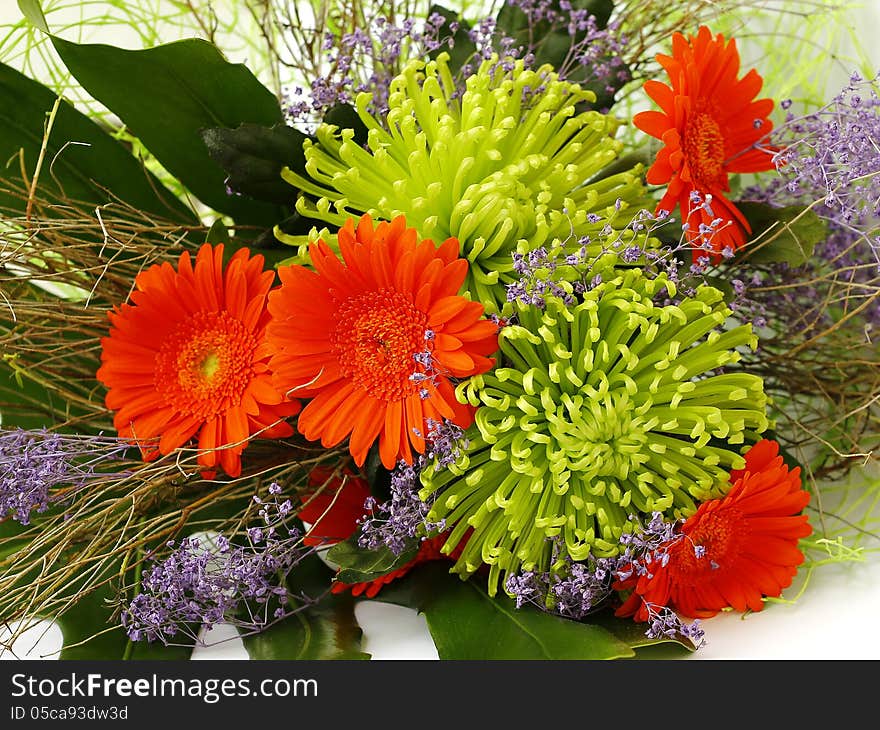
[[121, 535, 145, 662]]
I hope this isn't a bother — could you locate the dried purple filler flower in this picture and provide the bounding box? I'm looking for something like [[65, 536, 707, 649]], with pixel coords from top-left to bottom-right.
[[0, 428, 128, 525], [742, 73, 880, 331], [122, 484, 313, 643], [357, 457, 445, 556], [357, 418, 467, 555], [505, 512, 707, 647], [768, 73, 880, 240]]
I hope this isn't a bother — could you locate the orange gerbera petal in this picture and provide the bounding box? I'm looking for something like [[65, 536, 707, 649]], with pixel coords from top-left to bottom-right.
[[268, 215, 499, 470], [97, 244, 300, 477], [635, 26, 776, 259], [615, 439, 812, 621]]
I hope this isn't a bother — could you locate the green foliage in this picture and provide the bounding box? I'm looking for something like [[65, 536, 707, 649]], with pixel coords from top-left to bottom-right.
[[44, 36, 285, 226], [57, 580, 194, 660], [201, 123, 309, 207], [738, 202, 826, 266], [0, 60, 193, 221], [204, 219, 231, 246], [18, 0, 291, 227], [427, 4, 477, 77], [379, 564, 634, 659], [321, 103, 369, 147], [326, 536, 418, 585]]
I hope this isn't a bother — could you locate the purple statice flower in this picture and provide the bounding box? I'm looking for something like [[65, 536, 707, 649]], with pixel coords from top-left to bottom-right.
[[503, 1, 630, 107], [616, 511, 682, 578], [0, 428, 128, 525], [505, 548, 616, 620], [409, 328, 442, 397], [283, 13, 450, 128], [424, 418, 469, 470], [357, 457, 445, 556], [122, 484, 312, 643], [644, 602, 706, 647], [766, 73, 880, 241], [507, 570, 547, 610], [741, 73, 880, 331], [506, 512, 708, 648], [549, 556, 620, 619], [506, 206, 714, 310]]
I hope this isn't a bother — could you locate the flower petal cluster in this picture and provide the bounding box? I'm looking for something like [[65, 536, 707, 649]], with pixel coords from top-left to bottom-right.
[[267, 215, 498, 469], [279, 52, 649, 311], [615, 439, 811, 619], [97, 245, 299, 477], [635, 26, 775, 257], [420, 268, 769, 594]]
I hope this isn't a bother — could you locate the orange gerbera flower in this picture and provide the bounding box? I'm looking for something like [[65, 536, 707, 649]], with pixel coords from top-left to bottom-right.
[[97, 244, 300, 477], [615, 439, 812, 620], [634, 26, 775, 258], [267, 214, 498, 469]]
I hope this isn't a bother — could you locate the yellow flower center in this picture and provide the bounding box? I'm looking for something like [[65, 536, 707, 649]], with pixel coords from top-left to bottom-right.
[[155, 311, 257, 417]]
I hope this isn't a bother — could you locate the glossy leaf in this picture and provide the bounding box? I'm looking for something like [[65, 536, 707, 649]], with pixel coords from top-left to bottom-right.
[[241, 555, 369, 659], [379, 564, 634, 660], [0, 60, 194, 221], [201, 123, 308, 206], [427, 5, 477, 77], [322, 103, 369, 147], [23, 0, 285, 226], [738, 202, 826, 266], [326, 536, 419, 585], [205, 219, 231, 246]]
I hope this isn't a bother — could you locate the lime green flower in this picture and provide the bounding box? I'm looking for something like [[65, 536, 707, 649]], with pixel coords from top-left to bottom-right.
[[278, 53, 649, 312], [419, 270, 769, 594]]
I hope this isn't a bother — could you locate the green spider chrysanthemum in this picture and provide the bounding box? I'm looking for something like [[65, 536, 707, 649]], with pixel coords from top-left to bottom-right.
[[278, 53, 650, 312], [419, 269, 770, 594]]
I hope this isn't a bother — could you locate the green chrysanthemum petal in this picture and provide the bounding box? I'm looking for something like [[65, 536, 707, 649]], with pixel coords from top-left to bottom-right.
[[278, 53, 651, 312], [419, 269, 770, 595]]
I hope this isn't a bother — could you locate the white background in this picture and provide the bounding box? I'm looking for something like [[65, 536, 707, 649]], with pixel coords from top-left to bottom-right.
[[1, 1, 880, 660]]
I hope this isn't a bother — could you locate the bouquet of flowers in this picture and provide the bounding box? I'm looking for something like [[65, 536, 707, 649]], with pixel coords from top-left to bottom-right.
[[1, 0, 877, 660]]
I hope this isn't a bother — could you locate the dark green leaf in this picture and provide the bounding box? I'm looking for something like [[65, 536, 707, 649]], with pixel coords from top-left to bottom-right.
[[737, 202, 826, 266], [0, 361, 60, 428], [245, 212, 317, 266], [204, 219, 230, 246], [589, 608, 697, 652], [201, 123, 307, 206], [363, 444, 392, 503], [0, 60, 194, 221], [322, 103, 369, 147], [57, 581, 193, 660], [496, 0, 614, 61], [35, 25, 284, 225], [495, 0, 622, 108], [381, 564, 634, 659], [326, 535, 419, 584], [428, 5, 477, 77], [241, 555, 369, 659]]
